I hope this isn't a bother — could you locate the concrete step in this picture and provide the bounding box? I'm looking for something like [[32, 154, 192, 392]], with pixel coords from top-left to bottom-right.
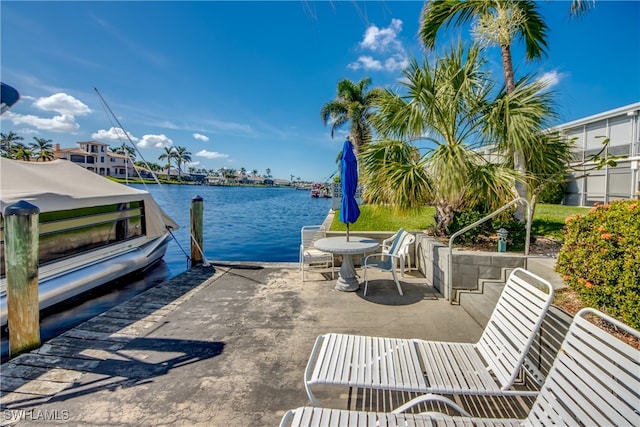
[[459, 288, 498, 327], [477, 279, 504, 302], [526, 256, 566, 290]]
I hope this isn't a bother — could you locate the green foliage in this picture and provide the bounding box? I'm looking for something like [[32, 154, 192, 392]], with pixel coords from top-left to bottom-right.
[[556, 200, 640, 329], [537, 177, 567, 204], [491, 215, 529, 250], [448, 209, 486, 243]]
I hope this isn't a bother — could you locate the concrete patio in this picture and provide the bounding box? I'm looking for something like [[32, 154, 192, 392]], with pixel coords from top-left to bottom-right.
[[0, 263, 531, 426]]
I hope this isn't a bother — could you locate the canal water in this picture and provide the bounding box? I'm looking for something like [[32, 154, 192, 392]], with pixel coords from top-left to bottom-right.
[[1, 185, 332, 361]]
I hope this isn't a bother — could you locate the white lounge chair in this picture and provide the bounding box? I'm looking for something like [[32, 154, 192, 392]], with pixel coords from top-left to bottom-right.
[[304, 268, 553, 406], [281, 307, 640, 426], [363, 230, 415, 296], [300, 225, 334, 282]]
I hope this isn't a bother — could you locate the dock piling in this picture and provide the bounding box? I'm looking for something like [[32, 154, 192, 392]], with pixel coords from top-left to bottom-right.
[[4, 200, 41, 356], [190, 195, 204, 265]]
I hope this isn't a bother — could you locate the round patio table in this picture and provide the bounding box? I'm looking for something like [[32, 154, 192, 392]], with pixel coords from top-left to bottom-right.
[[314, 236, 379, 292]]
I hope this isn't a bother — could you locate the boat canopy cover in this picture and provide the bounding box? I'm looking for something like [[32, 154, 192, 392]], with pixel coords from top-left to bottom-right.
[[0, 158, 178, 237]]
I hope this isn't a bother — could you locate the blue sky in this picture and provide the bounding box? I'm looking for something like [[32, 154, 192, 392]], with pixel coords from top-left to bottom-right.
[[1, 1, 639, 182]]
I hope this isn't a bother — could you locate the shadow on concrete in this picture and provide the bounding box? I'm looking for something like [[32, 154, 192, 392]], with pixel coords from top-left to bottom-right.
[[4, 337, 224, 410], [357, 281, 439, 306]]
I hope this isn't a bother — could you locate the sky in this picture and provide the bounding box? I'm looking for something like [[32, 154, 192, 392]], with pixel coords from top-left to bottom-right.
[[1, 1, 639, 182]]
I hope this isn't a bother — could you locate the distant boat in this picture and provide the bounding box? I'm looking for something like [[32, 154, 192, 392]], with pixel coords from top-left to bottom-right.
[[310, 183, 331, 198], [0, 158, 178, 326]]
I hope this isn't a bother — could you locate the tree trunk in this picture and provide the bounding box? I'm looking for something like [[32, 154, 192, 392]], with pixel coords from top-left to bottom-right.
[[435, 200, 454, 236], [501, 43, 527, 221]]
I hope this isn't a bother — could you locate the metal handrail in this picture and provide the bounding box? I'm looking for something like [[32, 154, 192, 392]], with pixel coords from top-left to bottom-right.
[[447, 197, 531, 302]]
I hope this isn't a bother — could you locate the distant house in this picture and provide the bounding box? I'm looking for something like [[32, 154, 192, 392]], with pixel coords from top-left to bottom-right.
[[52, 141, 135, 178], [206, 175, 224, 185], [246, 176, 265, 185], [189, 173, 207, 183], [157, 167, 181, 179]]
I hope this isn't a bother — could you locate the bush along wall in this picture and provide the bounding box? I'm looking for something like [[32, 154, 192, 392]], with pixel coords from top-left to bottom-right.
[[556, 200, 640, 329]]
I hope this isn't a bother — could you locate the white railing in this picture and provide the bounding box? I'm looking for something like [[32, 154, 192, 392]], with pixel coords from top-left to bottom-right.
[[447, 197, 531, 302]]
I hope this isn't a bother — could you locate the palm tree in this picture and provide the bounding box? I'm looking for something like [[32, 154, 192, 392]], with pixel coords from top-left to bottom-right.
[[483, 73, 565, 212], [158, 146, 176, 180], [420, 0, 594, 210], [265, 168, 271, 178], [321, 77, 385, 151], [173, 146, 192, 181], [29, 137, 54, 161], [368, 44, 517, 234], [420, 0, 549, 218], [112, 142, 136, 159], [1, 132, 23, 158], [14, 146, 33, 161]]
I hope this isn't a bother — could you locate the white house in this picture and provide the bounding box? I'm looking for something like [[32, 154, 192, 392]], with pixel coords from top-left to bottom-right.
[[53, 141, 135, 178], [555, 102, 640, 206]]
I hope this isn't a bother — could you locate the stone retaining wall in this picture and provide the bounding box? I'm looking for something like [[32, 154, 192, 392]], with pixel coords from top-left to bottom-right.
[[414, 234, 526, 300]]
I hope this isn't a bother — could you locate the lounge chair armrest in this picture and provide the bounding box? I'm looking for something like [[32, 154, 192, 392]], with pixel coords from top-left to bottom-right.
[[391, 393, 472, 417]]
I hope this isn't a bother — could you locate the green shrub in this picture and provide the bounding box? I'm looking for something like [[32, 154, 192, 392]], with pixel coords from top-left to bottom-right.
[[556, 200, 640, 329], [448, 209, 486, 243], [491, 215, 529, 251], [538, 177, 567, 204]]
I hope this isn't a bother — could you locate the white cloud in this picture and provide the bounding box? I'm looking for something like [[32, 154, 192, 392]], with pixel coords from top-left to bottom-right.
[[537, 70, 562, 88], [384, 54, 410, 72], [92, 127, 139, 142], [193, 133, 209, 142], [196, 149, 228, 160], [137, 134, 173, 148], [33, 93, 91, 116], [360, 19, 403, 52], [352, 19, 408, 73], [186, 161, 200, 167], [5, 111, 80, 133], [348, 55, 383, 71]]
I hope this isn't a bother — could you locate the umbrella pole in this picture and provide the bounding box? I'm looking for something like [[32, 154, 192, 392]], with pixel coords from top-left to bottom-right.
[[346, 224, 350, 241]]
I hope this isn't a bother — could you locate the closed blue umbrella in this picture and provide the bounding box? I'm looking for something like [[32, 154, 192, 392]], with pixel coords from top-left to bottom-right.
[[1, 83, 20, 115], [339, 138, 360, 241]]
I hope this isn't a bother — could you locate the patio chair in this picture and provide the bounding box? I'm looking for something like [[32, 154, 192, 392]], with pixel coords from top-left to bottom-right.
[[363, 230, 415, 296], [304, 268, 554, 406], [381, 228, 412, 275], [281, 307, 640, 427], [300, 225, 334, 282]]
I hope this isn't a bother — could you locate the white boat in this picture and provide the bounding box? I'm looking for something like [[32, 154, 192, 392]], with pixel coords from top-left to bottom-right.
[[0, 157, 179, 326]]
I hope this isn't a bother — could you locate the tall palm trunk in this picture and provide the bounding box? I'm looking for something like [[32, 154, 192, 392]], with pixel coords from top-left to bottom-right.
[[501, 43, 527, 221]]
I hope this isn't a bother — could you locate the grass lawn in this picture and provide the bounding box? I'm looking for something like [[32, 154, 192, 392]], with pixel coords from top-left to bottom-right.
[[531, 204, 590, 239], [331, 205, 435, 233], [331, 203, 591, 241]]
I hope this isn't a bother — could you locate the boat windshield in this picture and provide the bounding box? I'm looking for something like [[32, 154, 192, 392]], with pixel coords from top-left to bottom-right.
[[0, 201, 146, 278]]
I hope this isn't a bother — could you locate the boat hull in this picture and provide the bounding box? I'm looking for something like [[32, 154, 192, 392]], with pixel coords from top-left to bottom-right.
[[0, 233, 171, 327]]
